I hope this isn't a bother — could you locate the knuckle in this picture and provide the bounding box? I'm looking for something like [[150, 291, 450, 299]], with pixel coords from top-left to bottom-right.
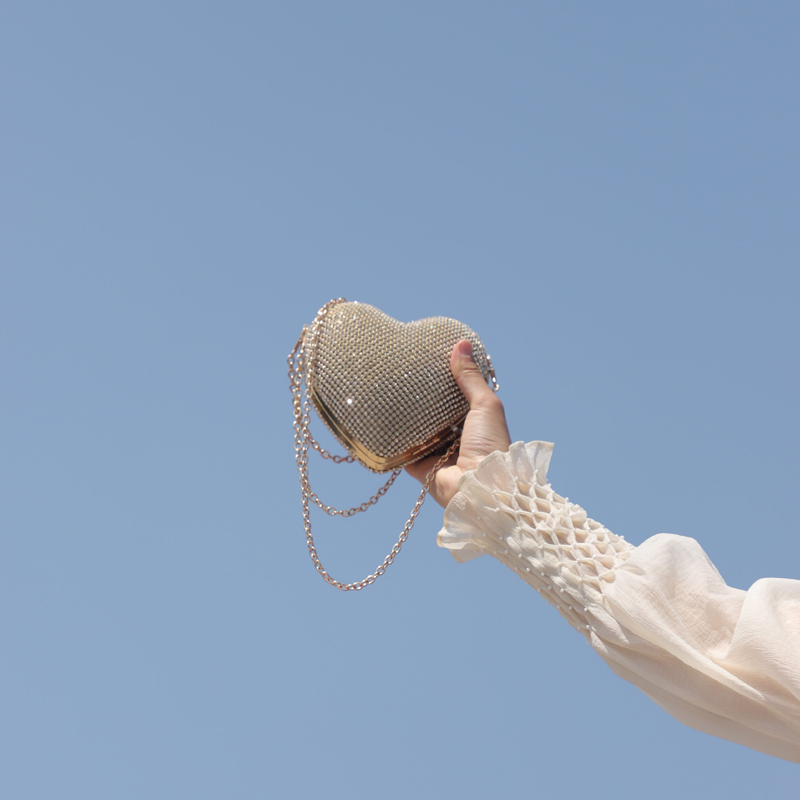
[[475, 391, 504, 414]]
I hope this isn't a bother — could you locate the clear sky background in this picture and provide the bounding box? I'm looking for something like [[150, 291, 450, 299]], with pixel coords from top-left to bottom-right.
[[2, 2, 799, 797]]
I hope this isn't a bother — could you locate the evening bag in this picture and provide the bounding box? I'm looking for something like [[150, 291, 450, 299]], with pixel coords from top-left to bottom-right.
[[289, 298, 497, 590]]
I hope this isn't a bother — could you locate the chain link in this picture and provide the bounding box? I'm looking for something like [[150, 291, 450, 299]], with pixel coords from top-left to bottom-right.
[[289, 300, 459, 590]]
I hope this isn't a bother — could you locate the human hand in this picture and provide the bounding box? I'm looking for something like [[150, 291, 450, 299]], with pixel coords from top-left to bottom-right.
[[405, 339, 512, 507]]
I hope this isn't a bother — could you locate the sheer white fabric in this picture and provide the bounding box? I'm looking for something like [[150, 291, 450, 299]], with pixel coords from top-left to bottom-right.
[[437, 441, 800, 763]]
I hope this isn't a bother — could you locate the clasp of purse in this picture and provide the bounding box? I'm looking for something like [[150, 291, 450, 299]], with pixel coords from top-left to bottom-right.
[[289, 298, 498, 590]]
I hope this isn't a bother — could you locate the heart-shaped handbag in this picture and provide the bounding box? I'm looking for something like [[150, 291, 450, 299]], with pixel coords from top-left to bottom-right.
[[289, 298, 498, 590]]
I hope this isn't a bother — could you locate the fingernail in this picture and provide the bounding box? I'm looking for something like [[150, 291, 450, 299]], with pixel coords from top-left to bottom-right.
[[457, 340, 473, 358]]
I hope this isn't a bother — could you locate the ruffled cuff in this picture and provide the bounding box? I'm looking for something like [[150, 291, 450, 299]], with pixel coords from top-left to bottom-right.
[[437, 441, 555, 563], [436, 440, 633, 638]]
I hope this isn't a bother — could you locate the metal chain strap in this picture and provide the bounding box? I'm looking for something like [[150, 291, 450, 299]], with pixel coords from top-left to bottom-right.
[[288, 300, 458, 590], [289, 300, 400, 516]]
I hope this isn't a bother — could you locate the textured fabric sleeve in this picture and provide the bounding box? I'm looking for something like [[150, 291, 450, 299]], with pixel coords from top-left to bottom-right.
[[438, 441, 800, 763]]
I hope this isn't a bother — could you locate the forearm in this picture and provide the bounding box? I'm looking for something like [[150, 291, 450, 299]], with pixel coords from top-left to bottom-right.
[[438, 441, 800, 763], [438, 441, 633, 642]]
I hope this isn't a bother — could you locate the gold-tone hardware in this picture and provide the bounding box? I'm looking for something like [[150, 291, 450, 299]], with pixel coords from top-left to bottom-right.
[[309, 385, 467, 472]]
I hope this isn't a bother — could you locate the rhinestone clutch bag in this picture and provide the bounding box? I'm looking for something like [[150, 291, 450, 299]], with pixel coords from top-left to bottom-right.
[[289, 298, 497, 590]]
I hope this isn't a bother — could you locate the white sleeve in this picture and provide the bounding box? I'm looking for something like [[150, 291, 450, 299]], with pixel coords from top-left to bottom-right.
[[437, 441, 800, 763]]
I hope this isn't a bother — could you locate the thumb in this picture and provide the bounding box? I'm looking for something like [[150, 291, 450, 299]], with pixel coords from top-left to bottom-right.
[[450, 339, 494, 407]]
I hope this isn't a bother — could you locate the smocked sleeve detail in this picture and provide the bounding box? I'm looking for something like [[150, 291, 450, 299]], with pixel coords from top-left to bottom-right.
[[437, 441, 800, 763], [438, 441, 633, 639]]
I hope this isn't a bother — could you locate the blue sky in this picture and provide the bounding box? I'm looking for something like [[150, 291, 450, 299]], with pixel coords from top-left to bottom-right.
[[2, 3, 799, 797]]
